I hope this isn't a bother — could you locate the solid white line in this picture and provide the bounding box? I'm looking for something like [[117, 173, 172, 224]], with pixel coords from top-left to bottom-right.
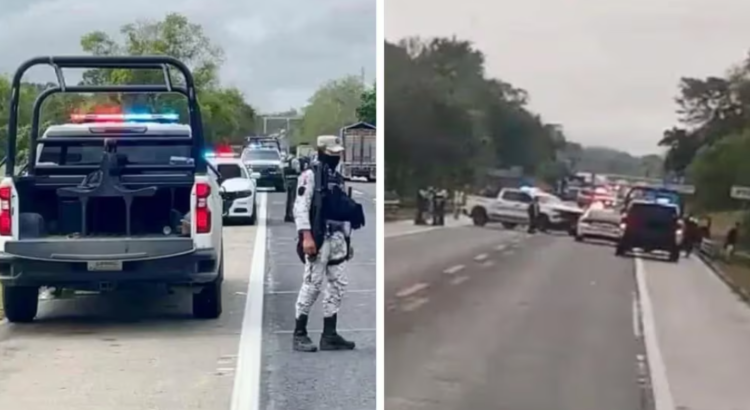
[[474, 253, 488, 261], [634, 257, 675, 410], [395, 282, 429, 298], [230, 193, 267, 410], [443, 265, 465, 275]]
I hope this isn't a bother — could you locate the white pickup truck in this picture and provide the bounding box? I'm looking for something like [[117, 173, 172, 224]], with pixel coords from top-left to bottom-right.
[[464, 188, 583, 234]]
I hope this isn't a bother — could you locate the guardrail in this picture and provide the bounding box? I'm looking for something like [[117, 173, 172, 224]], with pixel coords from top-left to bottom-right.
[[699, 238, 722, 259], [384, 199, 402, 221]]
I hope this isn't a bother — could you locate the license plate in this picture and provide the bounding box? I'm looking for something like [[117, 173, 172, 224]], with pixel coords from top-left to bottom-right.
[[87, 261, 123, 271]]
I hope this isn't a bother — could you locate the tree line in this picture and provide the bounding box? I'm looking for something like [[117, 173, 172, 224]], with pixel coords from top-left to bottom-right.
[[0, 13, 375, 162], [385, 37, 572, 196], [660, 52, 750, 211]]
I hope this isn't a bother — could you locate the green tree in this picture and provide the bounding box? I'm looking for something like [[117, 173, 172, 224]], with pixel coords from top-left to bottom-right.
[[384, 37, 568, 195], [297, 76, 364, 144], [357, 84, 376, 125]]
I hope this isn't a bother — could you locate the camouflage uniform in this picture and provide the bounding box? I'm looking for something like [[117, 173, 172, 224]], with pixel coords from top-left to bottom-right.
[[292, 136, 356, 352]]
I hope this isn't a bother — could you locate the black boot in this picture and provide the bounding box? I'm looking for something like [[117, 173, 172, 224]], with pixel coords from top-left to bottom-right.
[[320, 314, 355, 351], [293, 314, 317, 352]]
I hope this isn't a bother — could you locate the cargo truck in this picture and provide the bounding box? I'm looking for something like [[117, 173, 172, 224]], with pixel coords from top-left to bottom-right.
[[340, 122, 376, 182]]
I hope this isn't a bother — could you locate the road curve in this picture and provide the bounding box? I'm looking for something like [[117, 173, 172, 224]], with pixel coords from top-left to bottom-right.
[[385, 227, 652, 410]]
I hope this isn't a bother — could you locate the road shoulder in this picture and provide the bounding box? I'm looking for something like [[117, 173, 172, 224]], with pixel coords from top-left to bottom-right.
[[641, 255, 750, 409]]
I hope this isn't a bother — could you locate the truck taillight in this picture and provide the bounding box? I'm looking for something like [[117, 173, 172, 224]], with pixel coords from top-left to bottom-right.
[[0, 186, 12, 236], [195, 182, 211, 234]]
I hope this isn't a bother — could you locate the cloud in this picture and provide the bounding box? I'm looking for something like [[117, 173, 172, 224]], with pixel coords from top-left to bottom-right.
[[386, 0, 750, 155], [0, 0, 375, 112]]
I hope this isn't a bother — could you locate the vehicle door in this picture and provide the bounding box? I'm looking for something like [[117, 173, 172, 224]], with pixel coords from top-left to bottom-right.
[[496, 190, 532, 223]]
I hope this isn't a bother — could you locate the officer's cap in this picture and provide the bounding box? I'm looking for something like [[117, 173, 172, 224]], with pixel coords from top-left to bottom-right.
[[317, 135, 344, 154]]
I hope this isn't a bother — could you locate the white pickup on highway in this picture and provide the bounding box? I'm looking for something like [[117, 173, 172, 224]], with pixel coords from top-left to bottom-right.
[[464, 187, 583, 234]]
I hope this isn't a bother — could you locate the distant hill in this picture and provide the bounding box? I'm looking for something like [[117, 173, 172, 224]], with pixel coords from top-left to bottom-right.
[[561, 143, 664, 178]]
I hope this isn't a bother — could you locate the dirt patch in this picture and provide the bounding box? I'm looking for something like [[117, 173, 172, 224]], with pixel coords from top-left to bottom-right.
[[716, 254, 750, 300]]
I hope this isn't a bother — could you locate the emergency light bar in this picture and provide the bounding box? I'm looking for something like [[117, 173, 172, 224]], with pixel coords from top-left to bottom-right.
[[205, 152, 238, 158], [70, 113, 180, 123]]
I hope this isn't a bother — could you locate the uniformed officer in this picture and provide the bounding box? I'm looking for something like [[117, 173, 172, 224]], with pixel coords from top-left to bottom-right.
[[292, 135, 360, 352], [433, 188, 447, 226]]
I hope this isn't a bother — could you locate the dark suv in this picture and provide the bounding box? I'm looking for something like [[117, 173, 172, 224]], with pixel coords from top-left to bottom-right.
[[615, 200, 681, 262]]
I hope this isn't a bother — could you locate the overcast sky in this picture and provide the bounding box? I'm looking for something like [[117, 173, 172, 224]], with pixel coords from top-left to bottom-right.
[[0, 0, 375, 113], [387, 0, 750, 155]]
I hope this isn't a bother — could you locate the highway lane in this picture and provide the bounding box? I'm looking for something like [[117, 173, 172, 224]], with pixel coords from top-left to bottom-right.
[[385, 229, 652, 410], [259, 182, 376, 410], [0, 213, 259, 409]]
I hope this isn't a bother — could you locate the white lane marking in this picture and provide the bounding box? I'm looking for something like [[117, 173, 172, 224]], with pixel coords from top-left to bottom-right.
[[634, 257, 675, 410], [474, 253, 488, 261], [480, 260, 495, 268], [385, 226, 440, 238], [267, 289, 376, 295], [495, 244, 507, 251], [401, 297, 429, 312], [443, 265, 465, 275], [450, 275, 469, 285], [353, 190, 364, 196], [632, 293, 642, 338], [230, 193, 267, 410], [395, 282, 429, 298]]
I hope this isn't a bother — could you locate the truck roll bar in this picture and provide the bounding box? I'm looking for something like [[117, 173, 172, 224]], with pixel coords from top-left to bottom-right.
[[5, 56, 206, 176]]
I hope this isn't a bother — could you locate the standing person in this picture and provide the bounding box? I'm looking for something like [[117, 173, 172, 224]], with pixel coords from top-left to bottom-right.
[[724, 222, 740, 259], [292, 135, 366, 353], [527, 196, 540, 234], [683, 215, 699, 257]]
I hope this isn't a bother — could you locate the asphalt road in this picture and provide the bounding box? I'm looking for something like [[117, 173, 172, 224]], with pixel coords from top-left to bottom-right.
[[0, 182, 375, 410], [259, 181, 376, 410], [0, 220, 258, 410], [385, 227, 653, 410]]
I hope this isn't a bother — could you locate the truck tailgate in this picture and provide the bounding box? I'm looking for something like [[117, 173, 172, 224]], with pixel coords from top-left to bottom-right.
[[4, 237, 195, 262]]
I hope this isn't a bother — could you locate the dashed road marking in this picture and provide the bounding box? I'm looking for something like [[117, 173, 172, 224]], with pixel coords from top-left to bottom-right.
[[450, 275, 469, 285], [395, 282, 429, 298], [480, 260, 495, 268], [401, 297, 429, 312], [495, 244, 507, 251], [474, 253, 488, 261], [632, 293, 642, 338], [443, 265, 465, 275]]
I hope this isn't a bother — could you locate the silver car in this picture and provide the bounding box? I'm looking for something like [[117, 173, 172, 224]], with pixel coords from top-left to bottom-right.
[[575, 207, 622, 242]]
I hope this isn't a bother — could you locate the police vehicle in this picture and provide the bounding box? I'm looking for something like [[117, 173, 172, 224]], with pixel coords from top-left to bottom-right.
[[0, 55, 225, 322], [241, 147, 286, 191], [615, 198, 682, 262], [206, 150, 259, 224], [575, 203, 622, 242]]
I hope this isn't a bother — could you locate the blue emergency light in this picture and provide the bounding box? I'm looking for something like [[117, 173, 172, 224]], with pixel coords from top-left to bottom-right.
[[70, 113, 180, 123]]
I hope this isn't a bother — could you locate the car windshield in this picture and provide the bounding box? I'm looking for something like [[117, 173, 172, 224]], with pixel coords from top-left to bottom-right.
[[216, 163, 246, 179], [38, 140, 191, 165], [629, 203, 677, 221], [242, 149, 279, 161]]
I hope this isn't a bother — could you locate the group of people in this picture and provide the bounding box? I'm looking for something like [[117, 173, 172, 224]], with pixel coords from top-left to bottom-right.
[[414, 187, 449, 226]]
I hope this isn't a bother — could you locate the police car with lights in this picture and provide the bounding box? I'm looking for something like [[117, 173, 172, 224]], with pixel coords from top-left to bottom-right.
[[205, 150, 259, 224], [1, 110, 225, 322], [241, 147, 286, 191]]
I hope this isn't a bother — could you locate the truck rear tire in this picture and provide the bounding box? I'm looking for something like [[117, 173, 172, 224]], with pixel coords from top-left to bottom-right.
[[3, 285, 40, 323], [193, 259, 223, 319]]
